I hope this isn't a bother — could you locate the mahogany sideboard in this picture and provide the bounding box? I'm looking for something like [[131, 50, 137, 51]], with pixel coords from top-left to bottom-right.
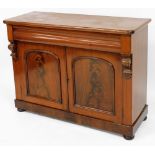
[[4, 12, 151, 140]]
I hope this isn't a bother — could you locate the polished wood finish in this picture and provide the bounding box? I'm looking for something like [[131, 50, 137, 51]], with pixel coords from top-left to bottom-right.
[[4, 12, 151, 139], [67, 47, 122, 123], [132, 26, 148, 122], [4, 11, 151, 35], [12, 42, 68, 110], [15, 99, 148, 139]]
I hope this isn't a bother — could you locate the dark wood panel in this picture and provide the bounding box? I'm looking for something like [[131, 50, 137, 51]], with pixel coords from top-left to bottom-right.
[[67, 47, 122, 123], [73, 57, 114, 113], [15, 42, 68, 110], [26, 50, 61, 103]]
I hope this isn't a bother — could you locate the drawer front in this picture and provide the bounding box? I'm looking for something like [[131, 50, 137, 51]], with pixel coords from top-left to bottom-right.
[[67, 47, 122, 123], [12, 26, 129, 54], [13, 42, 68, 110]]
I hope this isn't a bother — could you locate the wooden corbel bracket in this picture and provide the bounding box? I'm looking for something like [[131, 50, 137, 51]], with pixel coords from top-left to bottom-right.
[[122, 55, 132, 79], [8, 41, 17, 61]]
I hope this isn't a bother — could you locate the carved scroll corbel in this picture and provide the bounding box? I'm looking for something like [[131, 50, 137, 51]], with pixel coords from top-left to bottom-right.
[[8, 41, 17, 61], [121, 55, 132, 79]]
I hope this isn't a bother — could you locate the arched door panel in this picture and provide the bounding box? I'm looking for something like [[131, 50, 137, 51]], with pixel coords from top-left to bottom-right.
[[15, 42, 68, 110], [67, 47, 122, 123]]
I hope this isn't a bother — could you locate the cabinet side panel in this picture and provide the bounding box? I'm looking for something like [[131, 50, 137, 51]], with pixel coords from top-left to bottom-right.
[[132, 26, 148, 123]]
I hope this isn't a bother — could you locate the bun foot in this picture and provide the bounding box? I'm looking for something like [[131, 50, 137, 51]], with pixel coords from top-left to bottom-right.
[[123, 135, 134, 140], [17, 108, 26, 112], [143, 116, 147, 121]]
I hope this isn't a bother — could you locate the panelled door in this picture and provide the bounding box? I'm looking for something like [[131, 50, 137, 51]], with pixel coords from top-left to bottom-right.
[[66, 47, 122, 123], [14, 42, 68, 110]]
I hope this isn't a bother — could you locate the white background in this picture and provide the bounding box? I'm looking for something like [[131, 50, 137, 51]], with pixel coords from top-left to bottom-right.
[[0, 1, 155, 154]]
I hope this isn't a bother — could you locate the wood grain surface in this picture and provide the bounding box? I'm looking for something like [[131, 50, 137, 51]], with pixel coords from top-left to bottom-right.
[[4, 11, 151, 34]]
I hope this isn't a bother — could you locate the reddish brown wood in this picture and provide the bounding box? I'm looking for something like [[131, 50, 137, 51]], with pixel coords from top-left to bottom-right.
[[11, 26, 122, 54], [12, 42, 68, 110], [73, 56, 114, 112], [26, 51, 61, 102], [4, 12, 151, 139], [131, 26, 148, 123], [15, 99, 148, 139], [67, 47, 122, 123], [6, 25, 13, 41], [3, 11, 151, 35]]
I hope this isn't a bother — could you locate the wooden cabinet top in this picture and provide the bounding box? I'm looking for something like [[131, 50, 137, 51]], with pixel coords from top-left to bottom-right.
[[3, 11, 151, 35]]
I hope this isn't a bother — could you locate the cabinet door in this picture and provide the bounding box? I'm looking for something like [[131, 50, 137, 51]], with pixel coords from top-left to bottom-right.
[[14, 42, 68, 110], [67, 47, 122, 123]]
